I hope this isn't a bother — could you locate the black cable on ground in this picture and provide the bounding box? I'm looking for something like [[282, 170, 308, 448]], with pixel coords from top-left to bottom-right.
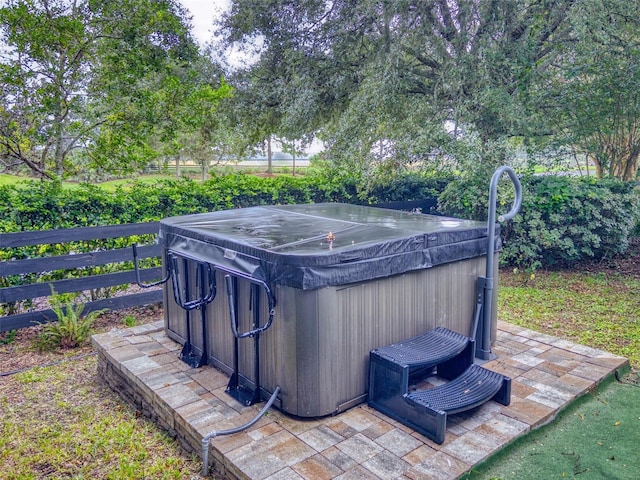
[[0, 350, 97, 378], [614, 369, 640, 387]]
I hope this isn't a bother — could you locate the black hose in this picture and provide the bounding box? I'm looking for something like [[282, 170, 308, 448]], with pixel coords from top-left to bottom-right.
[[201, 386, 280, 476]]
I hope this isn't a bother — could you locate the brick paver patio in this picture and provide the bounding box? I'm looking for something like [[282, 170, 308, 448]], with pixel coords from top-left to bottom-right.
[[92, 321, 628, 479]]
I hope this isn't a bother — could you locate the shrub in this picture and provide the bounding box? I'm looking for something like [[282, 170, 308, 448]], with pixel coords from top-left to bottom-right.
[[438, 173, 639, 270], [367, 172, 452, 204], [36, 292, 107, 351], [4, 170, 636, 276]]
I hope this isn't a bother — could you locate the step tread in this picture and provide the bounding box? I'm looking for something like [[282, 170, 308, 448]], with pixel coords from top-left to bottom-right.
[[371, 327, 470, 368], [405, 364, 507, 414]]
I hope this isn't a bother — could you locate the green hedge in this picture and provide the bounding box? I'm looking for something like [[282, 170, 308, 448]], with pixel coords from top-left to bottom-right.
[[438, 174, 639, 270], [5, 170, 636, 316], [0, 173, 357, 232], [1, 171, 637, 272], [0, 173, 363, 312], [366, 173, 453, 203]]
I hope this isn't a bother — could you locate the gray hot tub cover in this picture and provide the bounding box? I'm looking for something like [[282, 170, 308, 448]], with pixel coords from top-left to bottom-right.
[[159, 203, 498, 290]]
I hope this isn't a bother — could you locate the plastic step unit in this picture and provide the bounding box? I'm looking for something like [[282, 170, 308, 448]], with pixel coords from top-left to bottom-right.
[[403, 364, 511, 444], [368, 327, 475, 421], [368, 327, 511, 445]]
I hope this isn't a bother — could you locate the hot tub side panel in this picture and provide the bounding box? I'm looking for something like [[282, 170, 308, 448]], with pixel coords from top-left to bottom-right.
[[304, 255, 491, 417], [164, 268, 300, 414], [163, 255, 498, 418]]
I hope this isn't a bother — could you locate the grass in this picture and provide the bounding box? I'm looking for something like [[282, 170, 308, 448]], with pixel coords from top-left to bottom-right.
[[461, 370, 640, 480], [465, 268, 640, 479], [88, 175, 178, 192], [0, 167, 308, 190], [0, 173, 27, 186], [0, 356, 202, 479], [498, 269, 640, 367], [0, 173, 180, 190]]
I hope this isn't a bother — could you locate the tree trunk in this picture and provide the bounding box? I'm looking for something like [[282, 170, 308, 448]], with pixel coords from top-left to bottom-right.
[[592, 154, 603, 178], [267, 136, 273, 174], [53, 115, 66, 178], [201, 157, 208, 182], [622, 152, 639, 181]]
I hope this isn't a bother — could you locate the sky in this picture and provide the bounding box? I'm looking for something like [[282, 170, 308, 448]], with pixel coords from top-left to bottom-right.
[[180, 0, 258, 69], [178, 0, 325, 154], [180, 0, 231, 46]]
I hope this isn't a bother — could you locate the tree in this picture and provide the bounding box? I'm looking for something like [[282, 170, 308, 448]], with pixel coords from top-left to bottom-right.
[[0, 0, 199, 179], [148, 49, 233, 180], [540, 0, 640, 180], [222, 56, 291, 174], [220, 0, 576, 171]]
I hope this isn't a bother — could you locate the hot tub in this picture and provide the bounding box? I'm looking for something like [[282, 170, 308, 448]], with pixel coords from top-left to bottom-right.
[[159, 203, 498, 417]]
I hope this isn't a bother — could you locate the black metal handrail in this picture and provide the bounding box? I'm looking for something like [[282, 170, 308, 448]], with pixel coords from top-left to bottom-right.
[[224, 273, 276, 339], [168, 255, 217, 311]]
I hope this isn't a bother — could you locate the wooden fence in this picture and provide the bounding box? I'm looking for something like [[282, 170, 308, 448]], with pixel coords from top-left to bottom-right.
[[0, 201, 439, 333], [0, 222, 162, 332]]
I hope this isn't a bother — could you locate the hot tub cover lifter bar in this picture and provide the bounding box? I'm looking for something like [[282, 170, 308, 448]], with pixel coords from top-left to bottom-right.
[[169, 256, 217, 311], [224, 273, 275, 339], [224, 273, 276, 406], [133, 246, 218, 368], [170, 254, 217, 368], [132, 243, 170, 288], [133, 244, 278, 404]]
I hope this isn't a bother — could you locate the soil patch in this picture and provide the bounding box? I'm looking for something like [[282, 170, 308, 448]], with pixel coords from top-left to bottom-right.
[[576, 237, 640, 279], [0, 304, 163, 376]]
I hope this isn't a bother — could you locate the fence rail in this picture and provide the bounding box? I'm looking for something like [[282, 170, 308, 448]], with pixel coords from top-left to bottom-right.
[[0, 201, 438, 333], [0, 222, 162, 332]]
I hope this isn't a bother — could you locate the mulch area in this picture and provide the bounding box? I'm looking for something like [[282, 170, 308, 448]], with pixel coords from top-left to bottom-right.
[[0, 304, 163, 377], [576, 237, 640, 279]]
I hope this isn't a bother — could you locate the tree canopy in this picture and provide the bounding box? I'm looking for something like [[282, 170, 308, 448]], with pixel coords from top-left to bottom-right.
[[0, 0, 230, 179], [219, 0, 640, 180], [540, 0, 640, 181], [220, 1, 573, 168], [2, 0, 639, 180]]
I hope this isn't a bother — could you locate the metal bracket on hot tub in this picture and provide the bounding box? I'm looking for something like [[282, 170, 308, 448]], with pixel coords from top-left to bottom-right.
[[169, 255, 217, 311], [224, 274, 275, 339], [135, 246, 218, 368], [168, 254, 217, 368], [132, 243, 171, 288], [133, 244, 216, 368], [224, 272, 277, 406]]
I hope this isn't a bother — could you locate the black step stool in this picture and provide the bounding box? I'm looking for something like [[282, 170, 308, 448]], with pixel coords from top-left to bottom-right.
[[368, 327, 510, 444]]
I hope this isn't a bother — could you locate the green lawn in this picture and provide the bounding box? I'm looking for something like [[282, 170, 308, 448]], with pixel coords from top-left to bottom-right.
[[462, 370, 640, 480], [0, 173, 178, 190], [462, 268, 640, 480], [0, 173, 28, 186], [498, 269, 640, 367], [0, 355, 201, 479]]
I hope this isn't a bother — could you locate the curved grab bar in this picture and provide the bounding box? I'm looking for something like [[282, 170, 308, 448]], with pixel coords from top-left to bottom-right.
[[225, 274, 276, 339], [489, 166, 522, 224], [479, 165, 523, 360], [486, 165, 522, 282], [170, 256, 217, 311], [132, 243, 170, 288]]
